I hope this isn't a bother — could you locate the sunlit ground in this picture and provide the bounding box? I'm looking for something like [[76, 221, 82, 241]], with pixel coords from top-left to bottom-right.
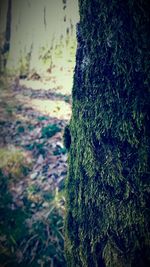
[[16, 65, 73, 120], [26, 99, 71, 120], [20, 65, 74, 95]]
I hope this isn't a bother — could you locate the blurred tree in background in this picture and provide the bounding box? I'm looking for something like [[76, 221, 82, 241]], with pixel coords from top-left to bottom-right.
[[0, 0, 79, 76]]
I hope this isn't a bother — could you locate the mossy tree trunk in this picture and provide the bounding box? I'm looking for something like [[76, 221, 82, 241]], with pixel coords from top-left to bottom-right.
[[65, 1, 150, 266]]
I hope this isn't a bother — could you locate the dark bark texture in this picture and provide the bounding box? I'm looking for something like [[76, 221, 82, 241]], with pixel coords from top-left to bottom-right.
[[3, 0, 11, 54], [65, 0, 150, 266], [0, 0, 11, 72]]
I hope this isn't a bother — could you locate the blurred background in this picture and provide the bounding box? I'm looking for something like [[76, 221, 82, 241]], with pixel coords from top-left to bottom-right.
[[0, 1, 79, 266], [0, 0, 79, 75]]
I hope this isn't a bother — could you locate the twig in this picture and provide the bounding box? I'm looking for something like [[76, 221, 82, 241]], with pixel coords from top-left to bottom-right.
[[22, 234, 38, 254]]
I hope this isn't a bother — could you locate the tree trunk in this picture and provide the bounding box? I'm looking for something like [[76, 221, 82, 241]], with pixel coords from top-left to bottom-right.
[[0, 0, 11, 72], [65, 1, 150, 267], [3, 0, 11, 54]]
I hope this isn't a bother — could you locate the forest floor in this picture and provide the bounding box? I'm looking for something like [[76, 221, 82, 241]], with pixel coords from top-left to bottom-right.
[[0, 67, 73, 267]]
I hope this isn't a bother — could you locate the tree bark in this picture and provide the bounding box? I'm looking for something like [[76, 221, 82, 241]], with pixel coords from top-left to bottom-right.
[[0, 0, 11, 72], [3, 0, 11, 55], [65, 1, 150, 267]]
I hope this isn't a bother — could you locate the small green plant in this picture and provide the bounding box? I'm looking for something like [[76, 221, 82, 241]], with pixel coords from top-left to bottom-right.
[[37, 116, 49, 121], [21, 196, 66, 267], [41, 124, 61, 138], [0, 145, 66, 266], [0, 146, 31, 182], [0, 169, 66, 267], [25, 141, 46, 156], [5, 105, 13, 115], [28, 124, 35, 131], [0, 170, 29, 267], [53, 147, 67, 156], [17, 125, 25, 133]]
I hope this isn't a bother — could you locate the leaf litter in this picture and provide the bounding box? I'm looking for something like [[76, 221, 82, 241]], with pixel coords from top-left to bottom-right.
[[0, 75, 71, 266]]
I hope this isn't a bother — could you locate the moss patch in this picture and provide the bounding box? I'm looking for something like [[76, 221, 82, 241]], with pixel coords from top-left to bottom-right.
[[65, 1, 150, 266]]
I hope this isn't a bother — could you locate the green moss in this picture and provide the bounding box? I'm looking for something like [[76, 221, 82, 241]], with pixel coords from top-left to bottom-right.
[[65, 0, 150, 266]]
